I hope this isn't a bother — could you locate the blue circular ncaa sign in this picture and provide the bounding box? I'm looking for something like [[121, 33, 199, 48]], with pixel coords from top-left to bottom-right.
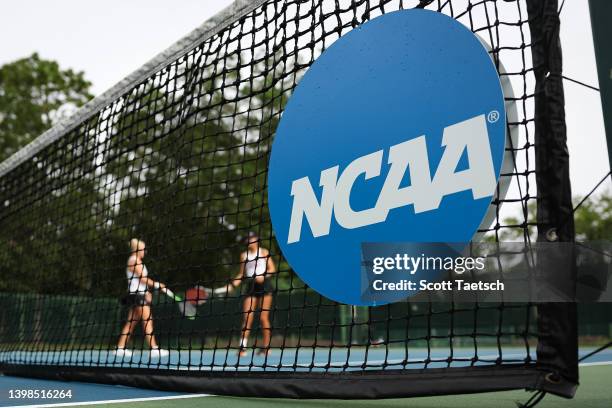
[[268, 9, 507, 306]]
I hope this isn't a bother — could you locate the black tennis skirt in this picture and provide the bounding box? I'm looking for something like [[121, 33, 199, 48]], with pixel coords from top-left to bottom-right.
[[244, 278, 273, 297], [120, 293, 150, 307]]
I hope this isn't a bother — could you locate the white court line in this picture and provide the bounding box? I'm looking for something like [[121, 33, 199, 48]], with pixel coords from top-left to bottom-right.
[[579, 361, 612, 367], [4, 393, 211, 408]]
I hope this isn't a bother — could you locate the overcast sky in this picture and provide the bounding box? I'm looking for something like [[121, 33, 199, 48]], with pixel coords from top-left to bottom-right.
[[0, 0, 609, 199]]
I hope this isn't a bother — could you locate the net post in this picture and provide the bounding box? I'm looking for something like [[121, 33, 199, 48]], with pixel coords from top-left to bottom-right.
[[526, 0, 579, 395], [588, 0, 612, 171]]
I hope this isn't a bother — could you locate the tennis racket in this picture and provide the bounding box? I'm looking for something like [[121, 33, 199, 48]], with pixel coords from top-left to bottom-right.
[[185, 285, 232, 300], [162, 285, 230, 319], [160, 287, 197, 320], [184, 285, 212, 304]]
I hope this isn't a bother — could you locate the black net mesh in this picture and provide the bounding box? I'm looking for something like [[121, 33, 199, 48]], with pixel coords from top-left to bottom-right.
[[0, 0, 569, 397]]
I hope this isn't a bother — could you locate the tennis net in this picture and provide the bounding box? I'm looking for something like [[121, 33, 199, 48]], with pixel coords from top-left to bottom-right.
[[0, 0, 577, 399]]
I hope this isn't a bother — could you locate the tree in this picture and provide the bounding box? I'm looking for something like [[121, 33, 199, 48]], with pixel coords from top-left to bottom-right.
[[573, 192, 612, 241], [494, 191, 611, 241], [0, 51, 305, 295], [0, 54, 95, 294], [0, 53, 92, 162], [95, 53, 299, 293]]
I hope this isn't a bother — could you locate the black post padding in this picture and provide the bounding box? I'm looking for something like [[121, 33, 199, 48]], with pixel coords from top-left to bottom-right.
[[526, 0, 579, 389], [588, 0, 612, 173]]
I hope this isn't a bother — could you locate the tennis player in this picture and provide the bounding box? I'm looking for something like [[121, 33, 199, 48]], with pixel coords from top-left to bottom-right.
[[221, 233, 277, 357], [115, 238, 169, 358]]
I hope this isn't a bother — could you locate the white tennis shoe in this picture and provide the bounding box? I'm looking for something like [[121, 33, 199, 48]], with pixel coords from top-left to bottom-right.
[[150, 348, 170, 358], [113, 348, 133, 358]]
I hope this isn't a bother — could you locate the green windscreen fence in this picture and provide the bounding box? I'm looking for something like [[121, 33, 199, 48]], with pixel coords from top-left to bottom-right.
[[0, 293, 541, 350]]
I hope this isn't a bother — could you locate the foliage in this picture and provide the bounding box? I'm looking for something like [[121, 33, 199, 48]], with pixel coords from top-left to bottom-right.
[[0, 53, 92, 162], [491, 191, 611, 241], [0, 55, 95, 293], [0, 52, 299, 295], [573, 191, 612, 241]]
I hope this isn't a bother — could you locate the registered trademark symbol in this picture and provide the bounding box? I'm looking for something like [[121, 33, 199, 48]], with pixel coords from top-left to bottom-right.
[[487, 110, 500, 123]]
